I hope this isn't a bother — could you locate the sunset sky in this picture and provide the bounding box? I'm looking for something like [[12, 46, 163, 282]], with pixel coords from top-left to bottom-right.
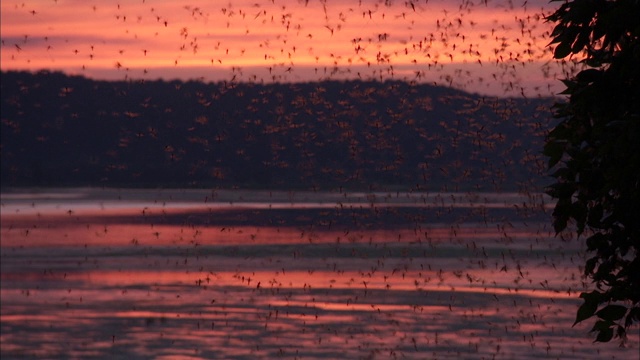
[[1, 0, 567, 96]]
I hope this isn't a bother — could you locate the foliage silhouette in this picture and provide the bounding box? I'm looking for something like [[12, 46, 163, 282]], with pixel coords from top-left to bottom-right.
[[545, 0, 640, 343]]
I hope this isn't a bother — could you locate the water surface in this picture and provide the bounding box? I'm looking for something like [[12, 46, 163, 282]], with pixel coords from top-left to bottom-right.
[[1, 188, 637, 359]]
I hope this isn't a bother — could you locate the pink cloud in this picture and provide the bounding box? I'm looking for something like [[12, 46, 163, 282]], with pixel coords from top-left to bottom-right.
[[1, 0, 564, 96]]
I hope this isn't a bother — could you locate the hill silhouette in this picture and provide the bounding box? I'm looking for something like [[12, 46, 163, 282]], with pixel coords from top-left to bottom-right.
[[1, 70, 554, 191]]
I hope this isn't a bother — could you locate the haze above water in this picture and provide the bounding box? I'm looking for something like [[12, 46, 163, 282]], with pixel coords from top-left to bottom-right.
[[1, 188, 638, 359]]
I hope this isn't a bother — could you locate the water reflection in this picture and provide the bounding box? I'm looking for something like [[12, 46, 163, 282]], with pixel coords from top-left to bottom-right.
[[1, 189, 637, 359]]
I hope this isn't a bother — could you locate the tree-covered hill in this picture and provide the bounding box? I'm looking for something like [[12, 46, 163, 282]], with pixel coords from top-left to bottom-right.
[[1, 70, 554, 191]]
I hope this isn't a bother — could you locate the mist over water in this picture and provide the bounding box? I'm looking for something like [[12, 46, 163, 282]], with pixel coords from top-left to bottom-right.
[[1, 188, 637, 359]]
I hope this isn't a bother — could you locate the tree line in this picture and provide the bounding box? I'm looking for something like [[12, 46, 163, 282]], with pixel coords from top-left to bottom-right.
[[1, 70, 553, 191]]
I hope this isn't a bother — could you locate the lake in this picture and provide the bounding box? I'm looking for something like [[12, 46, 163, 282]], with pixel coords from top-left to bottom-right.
[[1, 188, 637, 359]]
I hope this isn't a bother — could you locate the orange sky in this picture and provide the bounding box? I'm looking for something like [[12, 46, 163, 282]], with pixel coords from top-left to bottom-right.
[[1, 0, 566, 96]]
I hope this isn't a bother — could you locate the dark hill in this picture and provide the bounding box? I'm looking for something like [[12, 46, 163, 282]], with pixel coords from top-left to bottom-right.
[[1, 70, 554, 191]]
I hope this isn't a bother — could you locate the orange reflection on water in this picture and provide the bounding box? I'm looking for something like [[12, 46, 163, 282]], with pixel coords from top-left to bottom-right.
[[1, 193, 637, 359]]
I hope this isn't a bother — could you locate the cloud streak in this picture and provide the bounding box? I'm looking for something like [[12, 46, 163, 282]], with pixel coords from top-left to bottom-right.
[[1, 0, 564, 96]]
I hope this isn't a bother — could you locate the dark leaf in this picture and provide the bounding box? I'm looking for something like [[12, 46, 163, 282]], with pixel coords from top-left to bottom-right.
[[586, 233, 607, 252], [553, 216, 568, 234], [544, 140, 566, 169], [594, 326, 614, 342], [576, 69, 603, 83], [572, 30, 591, 54], [550, 167, 572, 181], [596, 305, 627, 322], [586, 203, 604, 227], [571, 200, 588, 234], [574, 299, 598, 326], [554, 39, 574, 59], [546, 183, 575, 199], [625, 308, 640, 328], [584, 257, 598, 276]]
